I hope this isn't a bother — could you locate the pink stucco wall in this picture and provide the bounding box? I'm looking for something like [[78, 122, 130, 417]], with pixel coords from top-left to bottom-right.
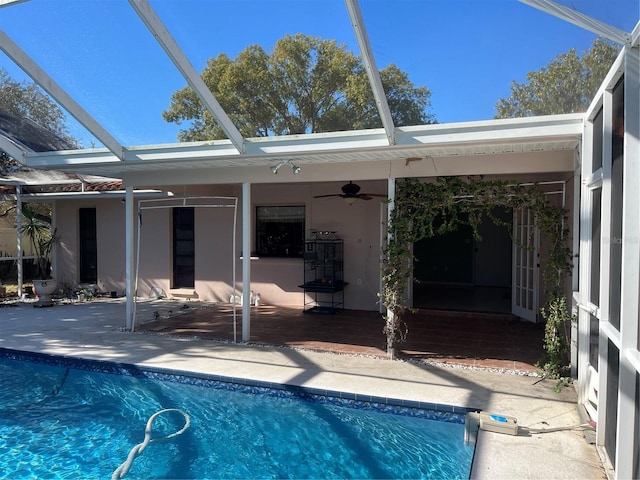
[[56, 198, 127, 294], [53, 181, 386, 310], [52, 175, 573, 313]]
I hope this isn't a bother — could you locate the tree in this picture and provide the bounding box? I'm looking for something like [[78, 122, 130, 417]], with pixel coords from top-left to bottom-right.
[[163, 34, 435, 141], [1, 68, 78, 171], [0, 69, 74, 260], [495, 38, 620, 118]]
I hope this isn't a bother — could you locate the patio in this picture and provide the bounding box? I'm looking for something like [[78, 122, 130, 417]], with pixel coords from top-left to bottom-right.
[[136, 302, 545, 374]]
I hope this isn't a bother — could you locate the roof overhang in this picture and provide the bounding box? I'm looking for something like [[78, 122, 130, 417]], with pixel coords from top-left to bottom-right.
[[23, 114, 583, 183]]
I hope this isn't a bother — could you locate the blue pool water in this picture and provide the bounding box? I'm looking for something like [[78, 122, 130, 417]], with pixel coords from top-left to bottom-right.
[[0, 349, 476, 479]]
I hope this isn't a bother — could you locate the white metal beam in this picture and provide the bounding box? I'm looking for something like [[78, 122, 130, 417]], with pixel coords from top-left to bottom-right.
[[0, 29, 125, 158], [631, 20, 640, 48], [24, 114, 584, 172], [345, 0, 396, 145], [129, 0, 245, 154], [0, 1, 30, 8], [519, 0, 631, 45], [0, 133, 28, 163]]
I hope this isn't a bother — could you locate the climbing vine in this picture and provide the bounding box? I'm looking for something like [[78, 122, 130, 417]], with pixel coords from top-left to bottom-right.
[[381, 177, 573, 377]]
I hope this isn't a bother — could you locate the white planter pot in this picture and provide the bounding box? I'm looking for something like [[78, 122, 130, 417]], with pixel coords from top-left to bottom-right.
[[32, 279, 57, 307]]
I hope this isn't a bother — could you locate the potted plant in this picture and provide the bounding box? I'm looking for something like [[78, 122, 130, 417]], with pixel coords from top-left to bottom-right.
[[19, 205, 60, 307]]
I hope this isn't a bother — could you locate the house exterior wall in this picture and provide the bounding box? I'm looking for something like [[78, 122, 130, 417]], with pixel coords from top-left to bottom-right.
[[135, 207, 170, 299], [54, 181, 385, 310], [53, 173, 575, 314], [239, 181, 384, 310], [249, 182, 385, 310], [56, 198, 127, 294], [0, 216, 17, 257]]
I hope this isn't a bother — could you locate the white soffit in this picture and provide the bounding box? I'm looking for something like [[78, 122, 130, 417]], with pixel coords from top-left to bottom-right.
[[24, 114, 583, 177]]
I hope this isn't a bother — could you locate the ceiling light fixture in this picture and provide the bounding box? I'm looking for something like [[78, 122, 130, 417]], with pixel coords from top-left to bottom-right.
[[271, 159, 301, 175]]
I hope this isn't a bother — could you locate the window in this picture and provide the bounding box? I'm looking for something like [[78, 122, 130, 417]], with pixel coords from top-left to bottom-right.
[[173, 207, 194, 288], [256, 206, 305, 258], [79, 208, 97, 283]]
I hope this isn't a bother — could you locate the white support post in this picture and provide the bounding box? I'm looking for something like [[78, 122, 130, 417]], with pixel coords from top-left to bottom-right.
[[51, 199, 57, 280], [385, 177, 395, 320], [125, 187, 135, 331], [577, 121, 595, 408], [242, 183, 251, 342], [595, 87, 615, 448], [571, 150, 581, 378], [614, 45, 640, 480], [16, 184, 22, 298]]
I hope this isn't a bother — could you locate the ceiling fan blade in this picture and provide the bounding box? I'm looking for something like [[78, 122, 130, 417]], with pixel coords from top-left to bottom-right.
[[313, 194, 342, 199], [359, 193, 387, 200], [315, 181, 387, 200]]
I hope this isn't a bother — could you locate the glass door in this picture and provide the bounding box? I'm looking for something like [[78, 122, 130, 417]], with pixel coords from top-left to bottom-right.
[[512, 206, 539, 322]]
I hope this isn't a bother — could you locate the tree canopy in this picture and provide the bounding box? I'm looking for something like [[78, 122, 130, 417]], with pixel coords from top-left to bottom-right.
[[495, 38, 620, 118], [0, 69, 76, 145], [0, 68, 78, 171], [163, 34, 435, 141]]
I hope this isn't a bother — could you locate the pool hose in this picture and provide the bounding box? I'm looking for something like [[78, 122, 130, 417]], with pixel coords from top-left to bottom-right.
[[111, 408, 191, 479]]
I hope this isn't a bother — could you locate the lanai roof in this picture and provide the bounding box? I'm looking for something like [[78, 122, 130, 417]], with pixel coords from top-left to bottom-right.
[[0, 0, 638, 183]]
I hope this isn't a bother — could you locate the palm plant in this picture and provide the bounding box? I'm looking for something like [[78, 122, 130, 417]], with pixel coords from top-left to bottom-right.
[[19, 205, 59, 279]]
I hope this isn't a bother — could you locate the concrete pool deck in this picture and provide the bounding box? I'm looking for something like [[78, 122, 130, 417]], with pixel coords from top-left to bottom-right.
[[1, 298, 606, 479]]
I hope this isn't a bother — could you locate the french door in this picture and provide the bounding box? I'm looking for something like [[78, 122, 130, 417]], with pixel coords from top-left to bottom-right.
[[512, 206, 539, 322]]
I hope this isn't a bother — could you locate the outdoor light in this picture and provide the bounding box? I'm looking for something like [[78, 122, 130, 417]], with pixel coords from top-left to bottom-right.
[[270, 159, 301, 175]]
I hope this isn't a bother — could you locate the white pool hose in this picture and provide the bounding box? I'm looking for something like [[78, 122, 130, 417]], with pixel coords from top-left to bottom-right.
[[111, 408, 191, 480]]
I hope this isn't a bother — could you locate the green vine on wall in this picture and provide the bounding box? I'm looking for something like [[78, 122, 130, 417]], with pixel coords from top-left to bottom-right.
[[381, 177, 573, 377]]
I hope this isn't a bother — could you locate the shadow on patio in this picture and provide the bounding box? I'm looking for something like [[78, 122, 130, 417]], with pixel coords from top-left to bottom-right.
[[137, 304, 545, 374]]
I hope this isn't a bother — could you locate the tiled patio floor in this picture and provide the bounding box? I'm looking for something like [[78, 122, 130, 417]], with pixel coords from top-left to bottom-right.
[[137, 304, 545, 373]]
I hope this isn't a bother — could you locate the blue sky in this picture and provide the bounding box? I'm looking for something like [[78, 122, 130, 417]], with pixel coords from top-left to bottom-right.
[[0, 0, 638, 148]]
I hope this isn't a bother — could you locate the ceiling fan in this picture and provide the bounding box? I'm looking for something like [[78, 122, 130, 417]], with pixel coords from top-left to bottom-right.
[[314, 181, 386, 204]]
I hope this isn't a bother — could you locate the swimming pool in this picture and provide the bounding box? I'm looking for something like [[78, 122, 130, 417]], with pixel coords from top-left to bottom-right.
[[0, 348, 477, 479]]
